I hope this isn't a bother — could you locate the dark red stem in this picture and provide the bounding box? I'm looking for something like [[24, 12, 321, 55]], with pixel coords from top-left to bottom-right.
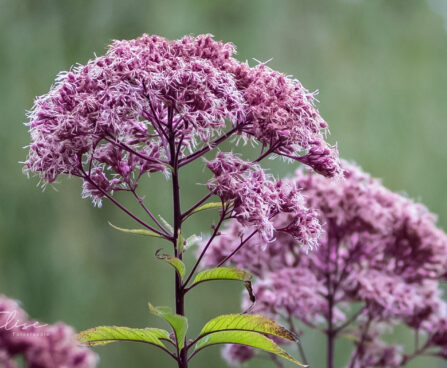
[[216, 228, 259, 267], [327, 293, 335, 368], [79, 166, 168, 239], [326, 236, 335, 368], [167, 106, 188, 368], [178, 125, 241, 167], [130, 188, 171, 236], [183, 205, 227, 288], [181, 190, 216, 220]]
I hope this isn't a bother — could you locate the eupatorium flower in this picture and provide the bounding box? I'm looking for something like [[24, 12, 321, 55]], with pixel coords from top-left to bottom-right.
[[231, 63, 340, 177], [206, 152, 322, 245], [205, 161, 447, 367], [24, 34, 339, 208], [0, 295, 96, 367], [221, 344, 254, 367]]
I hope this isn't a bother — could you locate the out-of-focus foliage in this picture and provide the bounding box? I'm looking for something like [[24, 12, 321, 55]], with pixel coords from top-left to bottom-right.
[[0, 0, 446, 367]]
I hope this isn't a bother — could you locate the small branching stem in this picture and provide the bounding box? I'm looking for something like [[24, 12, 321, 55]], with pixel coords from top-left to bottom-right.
[[349, 318, 372, 368], [286, 314, 309, 366], [181, 190, 216, 220], [104, 135, 168, 166], [79, 165, 169, 239], [216, 229, 259, 267], [130, 189, 171, 236], [178, 125, 242, 167], [270, 353, 285, 368], [183, 203, 228, 288], [334, 307, 365, 336]]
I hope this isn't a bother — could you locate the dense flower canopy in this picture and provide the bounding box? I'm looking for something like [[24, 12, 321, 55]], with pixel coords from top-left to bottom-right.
[[204, 162, 447, 367], [0, 295, 96, 368], [24, 34, 340, 208]]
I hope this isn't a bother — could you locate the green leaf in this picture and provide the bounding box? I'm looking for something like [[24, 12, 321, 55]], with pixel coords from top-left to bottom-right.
[[199, 314, 297, 342], [108, 222, 162, 238], [193, 267, 252, 285], [155, 249, 186, 278], [78, 326, 170, 348], [195, 330, 307, 367], [148, 303, 188, 350], [339, 332, 361, 342], [191, 267, 256, 306], [186, 202, 223, 218], [177, 230, 185, 254]]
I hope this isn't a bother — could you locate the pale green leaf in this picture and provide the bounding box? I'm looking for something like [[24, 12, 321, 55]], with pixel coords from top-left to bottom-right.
[[148, 303, 188, 350], [186, 202, 223, 219], [177, 230, 185, 254], [193, 267, 252, 285], [155, 249, 186, 278], [195, 330, 307, 367], [339, 332, 361, 342], [191, 267, 255, 306], [200, 314, 296, 342], [78, 326, 169, 347], [108, 222, 162, 238]]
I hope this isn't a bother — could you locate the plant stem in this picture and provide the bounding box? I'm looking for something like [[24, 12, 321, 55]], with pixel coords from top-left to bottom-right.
[[348, 318, 371, 368], [79, 166, 168, 239], [216, 228, 259, 267], [178, 125, 241, 167], [401, 339, 432, 366], [326, 234, 335, 368], [181, 190, 216, 220], [183, 206, 226, 288], [104, 136, 168, 166], [168, 107, 188, 368], [327, 294, 335, 368], [334, 307, 365, 335], [131, 189, 171, 236], [286, 314, 309, 366], [269, 353, 285, 368]]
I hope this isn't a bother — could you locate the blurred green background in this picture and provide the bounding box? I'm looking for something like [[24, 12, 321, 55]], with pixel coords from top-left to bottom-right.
[[1, 0, 447, 367]]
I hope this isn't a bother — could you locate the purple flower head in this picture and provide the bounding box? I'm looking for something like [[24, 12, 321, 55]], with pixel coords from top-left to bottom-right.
[[24, 34, 339, 207], [0, 296, 29, 356], [206, 152, 322, 246], [221, 344, 254, 367], [244, 267, 333, 326], [0, 295, 96, 368], [204, 161, 447, 366], [230, 63, 340, 176], [24, 323, 97, 368], [347, 329, 404, 368], [0, 350, 16, 368]]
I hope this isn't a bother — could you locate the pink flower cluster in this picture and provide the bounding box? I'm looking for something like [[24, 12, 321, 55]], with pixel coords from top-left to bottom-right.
[[206, 152, 322, 245], [205, 162, 447, 367], [232, 62, 340, 177], [24, 34, 339, 207], [0, 295, 96, 368], [221, 343, 255, 367], [347, 326, 404, 368]]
